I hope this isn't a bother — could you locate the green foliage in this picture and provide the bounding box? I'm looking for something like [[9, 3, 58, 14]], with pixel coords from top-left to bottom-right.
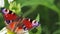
[[0, 13, 5, 30], [31, 28, 38, 33], [9, 1, 21, 15], [53, 29, 60, 34]]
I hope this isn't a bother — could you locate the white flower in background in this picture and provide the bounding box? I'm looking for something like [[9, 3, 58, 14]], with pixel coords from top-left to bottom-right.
[[0, 0, 13, 7], [0, 0, 4, 7], [0, 27, 7, 34]]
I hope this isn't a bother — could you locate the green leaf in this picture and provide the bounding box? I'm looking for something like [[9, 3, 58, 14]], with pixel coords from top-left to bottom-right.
[[4, 0, 9, 9], [20, 0, 60, 21], [9, 1, 21, 16], [0, 13, 5, 30], [53, 29, 60, 34], [35, 14, 40, 21], [29, 25, 41, 34]]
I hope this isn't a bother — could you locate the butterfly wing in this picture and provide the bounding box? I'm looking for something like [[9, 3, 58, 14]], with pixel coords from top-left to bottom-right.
[[22, 18, 40, 30], [1, 8, 18, 25], [4, 14, 17, 20], [23, 19, 33, 30]]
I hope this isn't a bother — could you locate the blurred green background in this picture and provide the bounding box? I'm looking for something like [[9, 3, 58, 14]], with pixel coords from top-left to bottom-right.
[[0, 0, 60, 34]]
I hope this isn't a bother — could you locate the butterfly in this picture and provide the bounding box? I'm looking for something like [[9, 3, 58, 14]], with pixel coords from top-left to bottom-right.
[[1, 7, 40, 33]]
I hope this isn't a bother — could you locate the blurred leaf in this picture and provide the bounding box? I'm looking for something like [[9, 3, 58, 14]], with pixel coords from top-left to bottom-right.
[[35, 14, 40, 21], [36, 25, 42, 34], [4, 0, 9, 9], [53, 29, 60, 34], [29, 25, 41, 34], [20, 0, 59, 13], [9, 1, 21, 16], [31, 28, 38, 33], [20, 0, 60, 21], [54, 0, 60, 9], [23, 5, 38, 17], [0, 13, 5, 30], [56, 22, 60, 25]]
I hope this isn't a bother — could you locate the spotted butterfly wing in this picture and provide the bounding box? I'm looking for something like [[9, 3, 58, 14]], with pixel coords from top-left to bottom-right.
[[1, 8, 18, 24], [1, 8, 27, 32]]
